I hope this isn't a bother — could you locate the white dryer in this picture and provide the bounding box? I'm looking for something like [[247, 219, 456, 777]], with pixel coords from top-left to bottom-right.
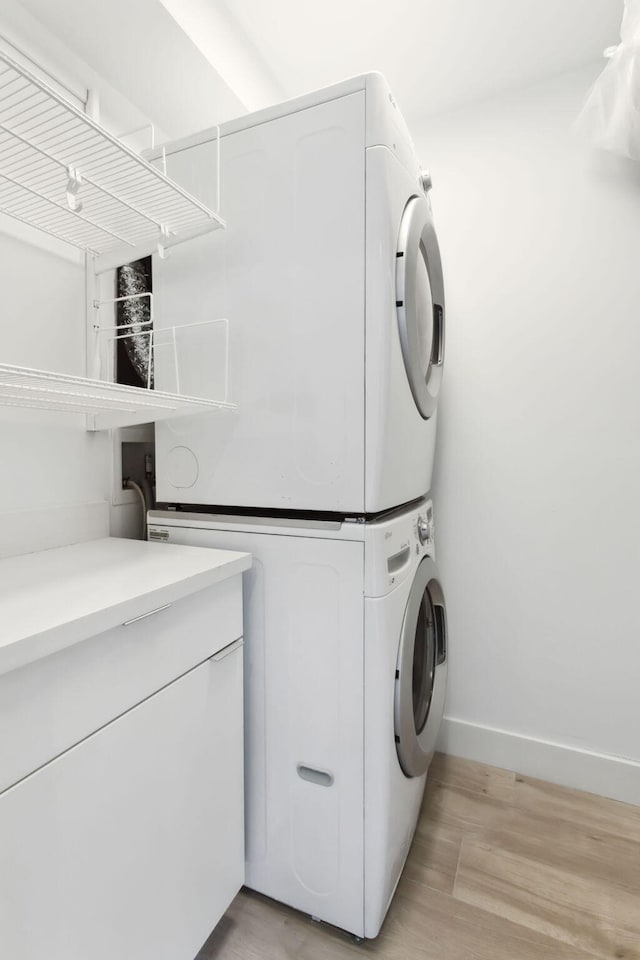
[[147, 499, 447, 939], [150, 73, 445, 514]]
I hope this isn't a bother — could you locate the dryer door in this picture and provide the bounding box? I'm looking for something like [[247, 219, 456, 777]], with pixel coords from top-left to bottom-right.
[[396, 196, 445, 420], [394, 557, 447, 778]]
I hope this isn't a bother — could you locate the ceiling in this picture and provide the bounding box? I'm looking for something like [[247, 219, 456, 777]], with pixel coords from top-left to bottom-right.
[[12, 0, 248, 139], [222, 0, 624, 122], [8, 0, 625, 139]]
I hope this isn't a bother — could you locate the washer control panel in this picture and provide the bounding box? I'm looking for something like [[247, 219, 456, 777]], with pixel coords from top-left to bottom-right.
[[364, 499, 436, 596]]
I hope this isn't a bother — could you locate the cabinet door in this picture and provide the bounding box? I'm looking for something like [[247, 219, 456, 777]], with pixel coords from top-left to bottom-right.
[[0, 576, 242, 795], [0, 647, 244, 960]]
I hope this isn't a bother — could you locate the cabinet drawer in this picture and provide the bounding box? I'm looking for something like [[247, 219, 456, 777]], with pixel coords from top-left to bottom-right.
[[0, 576, 242, 794], [0, 649, 245, 960]]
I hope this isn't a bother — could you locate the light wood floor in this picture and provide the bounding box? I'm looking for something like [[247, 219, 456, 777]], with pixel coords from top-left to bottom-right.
[[197, 753, 640, 960]]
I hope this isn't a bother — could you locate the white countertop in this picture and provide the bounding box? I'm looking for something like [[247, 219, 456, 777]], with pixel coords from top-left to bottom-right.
[[0, 537, 251, 677]]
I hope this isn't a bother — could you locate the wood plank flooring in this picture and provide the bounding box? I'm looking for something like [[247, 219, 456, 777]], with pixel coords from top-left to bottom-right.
[[197, 753, 640, 960]]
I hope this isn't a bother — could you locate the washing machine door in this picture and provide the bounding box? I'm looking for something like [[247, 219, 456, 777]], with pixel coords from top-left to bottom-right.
[[394, 557, 447, 778], [396, 195, 445, 420]]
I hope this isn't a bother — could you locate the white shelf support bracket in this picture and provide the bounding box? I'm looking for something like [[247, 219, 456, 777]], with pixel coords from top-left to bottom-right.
[[157, 223, 171, 260], [66, 166, 84, 213], [85, 87, 100, 122]]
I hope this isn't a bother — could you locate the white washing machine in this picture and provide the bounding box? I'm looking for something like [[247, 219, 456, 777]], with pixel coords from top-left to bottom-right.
[[149, 72, 445, 515], [147, 499, 447, 939]]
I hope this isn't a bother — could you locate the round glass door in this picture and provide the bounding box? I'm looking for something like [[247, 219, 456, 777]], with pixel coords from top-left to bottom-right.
[[394, 558, 447, 778], [396, 195, 445, 420]]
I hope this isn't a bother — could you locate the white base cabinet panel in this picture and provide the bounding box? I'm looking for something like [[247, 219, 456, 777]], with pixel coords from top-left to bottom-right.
[[0, 647, 244, 960]]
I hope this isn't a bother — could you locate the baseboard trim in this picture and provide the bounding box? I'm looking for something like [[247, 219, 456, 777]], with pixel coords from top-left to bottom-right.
[[437, 716, 640, 806]]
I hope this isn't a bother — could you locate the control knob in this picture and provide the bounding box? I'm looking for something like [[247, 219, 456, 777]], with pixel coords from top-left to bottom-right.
[[417, 516, 430, 544], [420, 169, 433, 194]]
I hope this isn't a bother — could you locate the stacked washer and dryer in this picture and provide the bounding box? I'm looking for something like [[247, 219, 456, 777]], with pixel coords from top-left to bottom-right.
[[147, 73, 447, 941]]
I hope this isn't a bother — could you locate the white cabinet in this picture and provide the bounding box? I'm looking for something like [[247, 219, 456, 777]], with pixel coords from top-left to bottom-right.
[[0, 538, 251, 960], [0, 577, 242, 794], [0, 645, 244, 960]]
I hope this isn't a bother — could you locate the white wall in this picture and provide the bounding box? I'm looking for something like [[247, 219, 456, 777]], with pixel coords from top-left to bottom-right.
[[414, 66, 640, 802], [0, 233, 112, 557], [0, 6, 151, 553], [15, 0, 249, 139]]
